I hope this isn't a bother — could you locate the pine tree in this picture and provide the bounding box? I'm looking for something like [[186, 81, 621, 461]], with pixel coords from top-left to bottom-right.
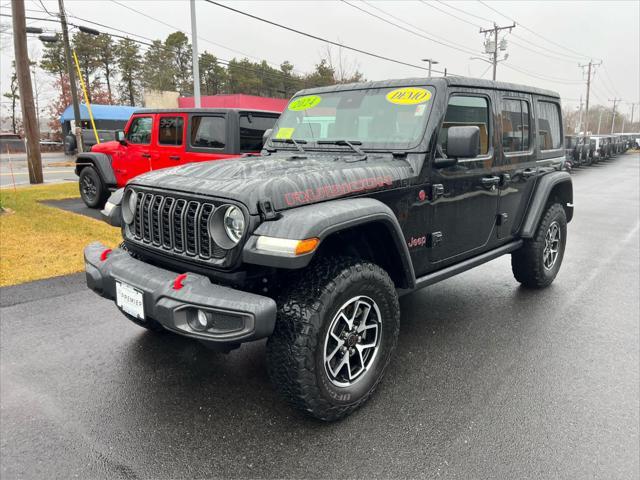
[[95, 35, 117, 104], [3, 64, 20, 133], [72, 31, 102, 102], [115, 38, 142, 106], [199, 51, 227, 95], [143, 40, 176, 93], [40, 33, 66, 83], [165, 32, 192, 95]]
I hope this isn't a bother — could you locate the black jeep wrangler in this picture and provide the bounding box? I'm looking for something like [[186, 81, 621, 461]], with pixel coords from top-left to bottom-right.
[[85, 77, 573, 421]]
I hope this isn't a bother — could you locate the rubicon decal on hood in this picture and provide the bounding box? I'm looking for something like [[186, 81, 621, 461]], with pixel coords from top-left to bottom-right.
[[284, 176, 393, 206]]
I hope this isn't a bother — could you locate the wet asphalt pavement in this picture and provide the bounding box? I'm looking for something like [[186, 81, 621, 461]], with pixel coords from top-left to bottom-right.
[[1, 153, 638, 479]]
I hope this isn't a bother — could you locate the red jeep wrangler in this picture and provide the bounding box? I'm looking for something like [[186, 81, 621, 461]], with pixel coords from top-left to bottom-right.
[[75, 108, 280, 208]]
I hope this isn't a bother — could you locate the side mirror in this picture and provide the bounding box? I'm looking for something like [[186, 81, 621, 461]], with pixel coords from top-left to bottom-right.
[[262, 128, 273, 146], [115, 130, 127, 145], [447, 126, 480, 159]]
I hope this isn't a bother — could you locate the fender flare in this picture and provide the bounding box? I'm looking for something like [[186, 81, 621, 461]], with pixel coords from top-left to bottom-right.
[[75, 152, 117, 188], [242, 198, 416, 288], [520, 171, 573, 238]]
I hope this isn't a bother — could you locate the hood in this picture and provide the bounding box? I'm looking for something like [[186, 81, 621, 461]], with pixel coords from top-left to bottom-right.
[[130, 153, 418, 214], [90, 140, 120, 154]]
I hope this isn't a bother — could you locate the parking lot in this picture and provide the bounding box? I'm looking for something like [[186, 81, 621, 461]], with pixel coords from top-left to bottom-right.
[[1, 153, 638, 479]]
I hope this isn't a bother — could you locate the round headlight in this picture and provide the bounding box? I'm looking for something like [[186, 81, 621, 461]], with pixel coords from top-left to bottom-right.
[[224, 206, 245, 243], [208, 204, 245, 249], [122, 189, 137, 224]]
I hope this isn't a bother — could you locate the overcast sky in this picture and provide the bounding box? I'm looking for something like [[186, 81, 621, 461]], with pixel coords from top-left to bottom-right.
[[1, 0, 639, 119]]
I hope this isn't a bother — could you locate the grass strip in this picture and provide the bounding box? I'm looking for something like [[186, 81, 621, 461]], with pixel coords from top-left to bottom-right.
[[0, 183, 121, 287]]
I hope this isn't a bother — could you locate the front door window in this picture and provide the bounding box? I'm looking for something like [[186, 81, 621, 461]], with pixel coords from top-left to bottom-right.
[[127, 117, 153, 144]]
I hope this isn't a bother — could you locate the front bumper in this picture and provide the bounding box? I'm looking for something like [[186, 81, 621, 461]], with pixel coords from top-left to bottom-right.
[[84, 242, 277, 345]]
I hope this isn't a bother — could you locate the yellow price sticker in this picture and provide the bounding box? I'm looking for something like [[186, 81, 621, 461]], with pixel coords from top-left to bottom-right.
[[288, 95, 322, 111], [386, 87, 432, 105], [275, 127, 295, 139]]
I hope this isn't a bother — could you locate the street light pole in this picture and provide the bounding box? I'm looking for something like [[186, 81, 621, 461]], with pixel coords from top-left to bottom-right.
[[421, 58, 439, 77], [11, 0, 43, 184], [190, 0, 201, 107], [58, 0, 83, 153]]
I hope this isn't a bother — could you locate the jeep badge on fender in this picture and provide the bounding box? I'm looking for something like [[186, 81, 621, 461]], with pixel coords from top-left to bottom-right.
[[84, 77, 572, 421]]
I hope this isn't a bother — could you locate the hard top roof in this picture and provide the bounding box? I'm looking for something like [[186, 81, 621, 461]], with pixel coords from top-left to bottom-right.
[[295, 76, 560, 99], [131, 108, 281, 115]]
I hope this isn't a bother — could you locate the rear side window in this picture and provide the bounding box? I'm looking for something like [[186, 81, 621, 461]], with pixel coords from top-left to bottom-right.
[[239, 114, 278, 152], [158, 116, 183, 145], [438, 95, 490, 155], [191, 116, 225, 149], [502, 99, 530, 152], [537, 101, 561, 150], [126, 116, 152, 144]]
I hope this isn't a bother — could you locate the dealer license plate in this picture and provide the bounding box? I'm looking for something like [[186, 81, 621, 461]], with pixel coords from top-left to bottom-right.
[[115, 281, 145, 320]]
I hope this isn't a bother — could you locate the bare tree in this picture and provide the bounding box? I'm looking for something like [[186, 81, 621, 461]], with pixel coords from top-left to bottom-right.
[[321, 44, 364, 84]]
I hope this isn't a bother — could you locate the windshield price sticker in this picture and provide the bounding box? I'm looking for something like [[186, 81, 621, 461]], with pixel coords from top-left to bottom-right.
[[288, 95, 322, 111], [275, 127, 295, 139], [386, 87, 432, 105]]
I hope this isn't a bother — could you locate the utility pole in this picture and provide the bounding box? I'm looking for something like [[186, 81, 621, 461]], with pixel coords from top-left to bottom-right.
[[31, 63, 40, 132], [11, 0, 43, 184], [58, 0, 83, 153], [190, 0, 201, 107], [597, 108, 603, 134], [579, 60, 601, 140], [609, 98, 622, 134], [421, 58, 439, 77], [576, 96, 583, 135], [480, 23, 515, 80], [629, 102, 638, 128]]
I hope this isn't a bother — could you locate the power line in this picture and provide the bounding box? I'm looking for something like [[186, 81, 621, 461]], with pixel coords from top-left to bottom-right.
[[419, 0, 482, 29], [601, 66, 620, 97], [420, 0, 582, 63], [0, 12, 309, 89], [108, 0, 302, 75], [436, 0, 493, 24], [477, 0, 595, 60], [342, 0, 477, 59], [204, 0, 432, 72], [501, 62, 584, 85], [507, 38, 582, 65]]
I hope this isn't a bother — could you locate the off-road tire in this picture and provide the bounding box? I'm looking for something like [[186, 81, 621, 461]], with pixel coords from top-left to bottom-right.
[[266, 257, 400, 421], [79, 166, 108, 209], [512, 203, 567, 288]]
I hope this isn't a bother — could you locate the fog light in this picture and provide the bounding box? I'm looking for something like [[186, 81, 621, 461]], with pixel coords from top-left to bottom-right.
[[188, 309, 211, 332]]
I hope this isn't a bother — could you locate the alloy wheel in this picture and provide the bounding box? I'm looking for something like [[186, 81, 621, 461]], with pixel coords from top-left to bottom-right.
[[543, 221, 561, 270], [323, 296, 382, 387]]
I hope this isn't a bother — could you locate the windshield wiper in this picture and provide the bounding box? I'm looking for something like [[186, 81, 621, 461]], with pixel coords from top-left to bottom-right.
[[271, 138, 307, 153], [318, 139, 366, 156]]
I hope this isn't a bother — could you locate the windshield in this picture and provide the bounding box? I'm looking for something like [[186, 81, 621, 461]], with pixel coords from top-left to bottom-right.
[[270, 86, 435, 150]]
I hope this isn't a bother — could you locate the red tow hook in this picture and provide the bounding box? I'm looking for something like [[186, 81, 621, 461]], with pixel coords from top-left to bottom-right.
[[100, 248, 112, 261], [173, 273, 188, 290]]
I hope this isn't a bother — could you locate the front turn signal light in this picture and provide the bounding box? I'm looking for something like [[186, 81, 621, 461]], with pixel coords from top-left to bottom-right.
[[255, 236, 320, 256], [294, 238, 320, 255]]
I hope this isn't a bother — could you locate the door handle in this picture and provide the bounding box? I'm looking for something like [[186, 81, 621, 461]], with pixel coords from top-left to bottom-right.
[[169, 155, 180, 161], [522, 168, 536, 178], [481, 176, 500, 188], [141, 153, 151, 159]]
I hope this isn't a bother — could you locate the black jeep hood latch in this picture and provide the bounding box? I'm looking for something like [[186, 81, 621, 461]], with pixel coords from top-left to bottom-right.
[[258, 198, 280, 221]]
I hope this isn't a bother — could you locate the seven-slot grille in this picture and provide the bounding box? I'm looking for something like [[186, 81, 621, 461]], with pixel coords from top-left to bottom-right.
[[128, 190, 226, 261]]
